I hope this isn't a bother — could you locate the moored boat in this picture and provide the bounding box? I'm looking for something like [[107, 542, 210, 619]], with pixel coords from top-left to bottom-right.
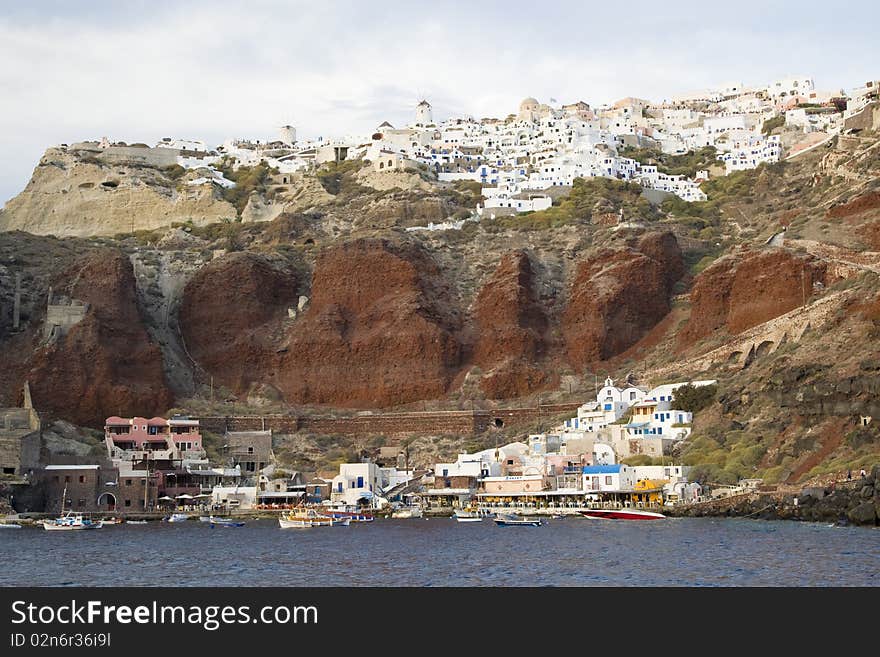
[[210, 516, 246, 528], [43, 485, 101, 531], [43, 511, 102, 531], [0, 522, 22, 529], [391, 506, 423, 519], [494, 513, 542, 527], [165, 513, 190, 523], [453, 509, 483, 523], [579, 507, 666, 520], [278, 508, 339, 528], [321, 508, 374, 523]]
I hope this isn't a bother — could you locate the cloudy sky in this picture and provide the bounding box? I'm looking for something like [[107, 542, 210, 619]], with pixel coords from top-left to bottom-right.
[[2, 0, 878, 204]]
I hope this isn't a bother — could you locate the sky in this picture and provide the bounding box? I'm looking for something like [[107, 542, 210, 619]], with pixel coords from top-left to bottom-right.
[[1, 0, 879, 204]]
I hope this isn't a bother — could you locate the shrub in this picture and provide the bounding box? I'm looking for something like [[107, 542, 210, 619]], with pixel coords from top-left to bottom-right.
[[671, 383, 718, 413], [762, 115, 785, 135]]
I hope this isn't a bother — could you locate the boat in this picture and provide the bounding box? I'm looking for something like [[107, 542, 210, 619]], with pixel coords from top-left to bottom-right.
[[198, 516, 212, 523], [578, 507, 666, 520], [210, 516, 246, 528], [453, 509, 484, 523], [43, 511, 102, 531], [320, 508, 375, 523], [165, 513, 190, 523], [0, 523, 22, 529], [278, 508, 340, 529], [98, 517, 123, 525], [125, 520, 148, 525], [43, 485, 102, 531], [391, 506, 423, 519], [494, 513, 542, 527]]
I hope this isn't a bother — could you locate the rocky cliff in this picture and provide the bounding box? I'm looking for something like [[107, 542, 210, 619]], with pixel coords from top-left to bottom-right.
[[562, 231, 684, 368], [179, 252, 300, 395], [472, 250, 551, 398], [20, 250, 174, 425], [0, 147, 237, 237], [274, 238, 463, 407], [678, 247, 829, 348]]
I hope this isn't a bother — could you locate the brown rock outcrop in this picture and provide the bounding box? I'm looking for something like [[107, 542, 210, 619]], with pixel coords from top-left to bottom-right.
[[274, 239, 461, 407], [678, 247, 828, 348], [24, 250, 174, 427], [472, 250, 550, 398], [179, 252, 299, 393], [562, 231, 684, 368]]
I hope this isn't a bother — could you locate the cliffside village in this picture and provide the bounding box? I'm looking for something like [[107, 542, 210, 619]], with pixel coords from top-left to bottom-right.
[[59, 75, 879, 220], [1, 378, 717, 516]]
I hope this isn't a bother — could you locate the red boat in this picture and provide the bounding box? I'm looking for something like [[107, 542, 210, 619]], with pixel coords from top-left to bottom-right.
[[579, 508, 666, 520]]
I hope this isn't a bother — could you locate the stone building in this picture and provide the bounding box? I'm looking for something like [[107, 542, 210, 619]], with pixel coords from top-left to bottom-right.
[[0, 383, 42, 477], [30, 464, 157, 514], [224, 430, 273, 474]]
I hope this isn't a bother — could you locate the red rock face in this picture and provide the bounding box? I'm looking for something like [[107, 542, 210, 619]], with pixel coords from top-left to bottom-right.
[[273, 239, 461, 407], [179, 252, 298, 393], [679, 247, 828, 348], [472, 250, 550, 398], [562, 231, 684, 368], [25, 250, 174, 427]]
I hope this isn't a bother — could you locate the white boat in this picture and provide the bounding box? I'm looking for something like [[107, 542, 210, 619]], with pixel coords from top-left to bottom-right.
[[0, 523, 22, 529], [494, 513, 542, 527], [391, 506, 423, 518], [453, 509, 484, 523], [209, 516, 246, 528], [278, 508, 341, 528], [125, 520, 148, 525], [165, 513, 190, 523], [43, 511, 102, 531], [43, 485, 101, 531]]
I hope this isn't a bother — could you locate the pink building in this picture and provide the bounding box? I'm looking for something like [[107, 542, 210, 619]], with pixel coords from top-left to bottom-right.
[[104, 415, 202, 461]]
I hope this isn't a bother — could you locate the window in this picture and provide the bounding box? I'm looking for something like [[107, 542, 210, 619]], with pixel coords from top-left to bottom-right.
[[605, 476, 613, 486], [79, 476, 85, 483], [356, 476, 364, 488], [124, 499, 132, 507], [125, 479, 132, 486], [65, 476, 70, 483], [247, 447, 254, 454]]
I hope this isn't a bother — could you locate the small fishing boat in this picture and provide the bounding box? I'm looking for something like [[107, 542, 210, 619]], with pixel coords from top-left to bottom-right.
[[391, 506, 423, 519], [579, 508, 666, 521], [0, 522, 22, 529], [453, 509, 483, 523], [210, 516, 246, 528], [321, 508, 374, 523], [125, 520, 148, 525], [165, 513, 190, 523], [43, 485, 101, 531], [98, 517, 123, 525], [278, 508, 339, 529], [494, 513, 542, 527], [43, 511, 102, 531]]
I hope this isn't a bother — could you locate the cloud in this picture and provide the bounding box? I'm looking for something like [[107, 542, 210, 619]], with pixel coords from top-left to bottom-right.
[[1, 0, 878, 204]]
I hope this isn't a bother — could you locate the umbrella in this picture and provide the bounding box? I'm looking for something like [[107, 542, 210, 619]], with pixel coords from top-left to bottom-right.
[[176, 494, 194, 499], [158, 496, 173, 501], [194, 494, 212, 498]]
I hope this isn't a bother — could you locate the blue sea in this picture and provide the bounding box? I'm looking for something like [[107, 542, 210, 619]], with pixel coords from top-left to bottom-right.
[[1, 517, 876, 586]]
